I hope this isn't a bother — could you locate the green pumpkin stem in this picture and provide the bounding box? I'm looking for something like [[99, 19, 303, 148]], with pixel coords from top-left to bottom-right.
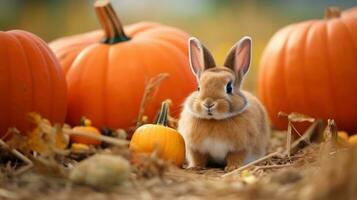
[[156, 101, 170, 126], [94, 0, 130, 44], [79, 117, 86, 126], [325, 6, 341, 19]]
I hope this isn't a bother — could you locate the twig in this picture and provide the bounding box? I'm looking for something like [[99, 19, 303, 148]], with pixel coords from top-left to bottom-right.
[[253, 163, 294, 171], [286, 121, 292, 157], [64, 130, 129, 146], [222, 148, 284, 177], [0, 188, 19, 199], [323, 119, 337, 142], [136, 73, 169, 127], [288, 119, 325, 155], [278, 112, 315, 123], [0, 139, 33, 176]]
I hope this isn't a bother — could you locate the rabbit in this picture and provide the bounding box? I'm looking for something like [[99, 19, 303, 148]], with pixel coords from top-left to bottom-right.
[[178, 36, 270, 172]]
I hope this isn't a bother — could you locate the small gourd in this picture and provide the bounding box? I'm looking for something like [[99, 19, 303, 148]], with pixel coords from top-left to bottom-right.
[[71, 117, 102, 145], [130, 101, 185, 166]]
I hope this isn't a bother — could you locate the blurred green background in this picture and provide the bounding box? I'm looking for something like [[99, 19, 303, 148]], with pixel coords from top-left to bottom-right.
[[0, 0, 355, 92]]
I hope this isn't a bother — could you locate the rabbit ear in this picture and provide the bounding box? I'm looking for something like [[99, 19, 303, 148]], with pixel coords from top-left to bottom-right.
[[224, 36, 252, 77], [189, 37, 216, 78]]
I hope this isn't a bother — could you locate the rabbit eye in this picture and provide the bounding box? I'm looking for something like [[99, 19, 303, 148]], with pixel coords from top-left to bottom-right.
[[197, 86, 200, 91], [226, 82, 233, 94]]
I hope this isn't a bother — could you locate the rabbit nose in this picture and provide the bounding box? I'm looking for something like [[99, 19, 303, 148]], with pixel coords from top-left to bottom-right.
[[202, 100, 216, 109], [204, 103, 215, 109]]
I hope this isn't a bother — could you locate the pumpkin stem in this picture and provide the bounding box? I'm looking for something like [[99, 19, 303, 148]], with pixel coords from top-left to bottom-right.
[[325, 7, 341, 19], [156, 101, 170, 126], [80, 117, 92, 126], [94, 0, 130, 44]]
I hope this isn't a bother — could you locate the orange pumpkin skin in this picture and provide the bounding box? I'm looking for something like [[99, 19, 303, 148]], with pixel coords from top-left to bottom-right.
[[0, 30, 67, 136], [49, 23, 160, 75], [49, 30, 103, 75], [65, 2, 195, 130], [258, 8, 357, 133], [71, 126, 102, 145], [130, 125, 185, 166], [130, 102, 185, 166]]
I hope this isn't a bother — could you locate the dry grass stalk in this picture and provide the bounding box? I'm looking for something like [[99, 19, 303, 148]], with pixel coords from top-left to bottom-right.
[[288, 120, 325, 155], [0, 139, 33, 176], [323, 119, 337, 142], [286, 121, 292, 157], [136, 73, 169, 127], [278, 112, 315, 123], [253, 163, 294, 171], [0, 188, 19, 199]]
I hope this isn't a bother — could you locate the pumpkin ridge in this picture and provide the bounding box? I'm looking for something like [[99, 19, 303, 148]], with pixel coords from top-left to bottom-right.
[[339, 19, 357, 61], [0, 33, 12, 132], [9, 33, 34, 122], [41, 33, 68, 123], [331, 19, 357, 130], [12, 31, 55, 126], [19, 31, 53, 120], [102, 46, 110, 126], [324, 21, 339, 122], [278, 27, 294, 121], [3, 33, 18, 129], [68, 45, 99, 125], [301, 22, 317, 117], [29, 33, 56, 122], [284, 22, 310, 118], [83, 45, 109, 126]]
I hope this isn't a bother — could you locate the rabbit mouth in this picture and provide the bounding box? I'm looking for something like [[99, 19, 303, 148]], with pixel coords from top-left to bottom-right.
[[207, 110, 213, 116]]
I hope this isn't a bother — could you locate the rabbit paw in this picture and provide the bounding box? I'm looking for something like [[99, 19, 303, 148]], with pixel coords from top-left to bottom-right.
[[224, 164, 239, 172]]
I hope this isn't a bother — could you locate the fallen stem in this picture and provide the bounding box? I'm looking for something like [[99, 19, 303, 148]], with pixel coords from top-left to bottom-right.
[[253, 163, 294, 171], [64, 130, 129, 146]]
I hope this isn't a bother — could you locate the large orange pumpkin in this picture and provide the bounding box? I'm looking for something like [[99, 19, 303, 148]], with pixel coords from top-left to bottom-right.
[[62, 0, 195, 130], [258, 7, 357, 133], [0, 30, 67, 136]]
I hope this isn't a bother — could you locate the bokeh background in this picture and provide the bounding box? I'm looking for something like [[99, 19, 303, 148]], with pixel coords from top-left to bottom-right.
[[0, 0, 356, 92]]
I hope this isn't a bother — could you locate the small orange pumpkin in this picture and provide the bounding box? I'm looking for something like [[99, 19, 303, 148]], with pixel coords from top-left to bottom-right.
[[60, 0, 195, 130], [130, 101, 185, 166], [258, 7, 357, 133], [0, 30, 67, 137], [71, 117, 102, 145]]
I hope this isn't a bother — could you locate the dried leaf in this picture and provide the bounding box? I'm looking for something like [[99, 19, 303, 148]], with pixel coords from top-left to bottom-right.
[[278, 112, 315, 123], [136, 73, 169, 127]]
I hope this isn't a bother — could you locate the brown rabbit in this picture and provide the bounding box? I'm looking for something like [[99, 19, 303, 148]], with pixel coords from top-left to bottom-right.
[[178, 37, 270, 172]]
